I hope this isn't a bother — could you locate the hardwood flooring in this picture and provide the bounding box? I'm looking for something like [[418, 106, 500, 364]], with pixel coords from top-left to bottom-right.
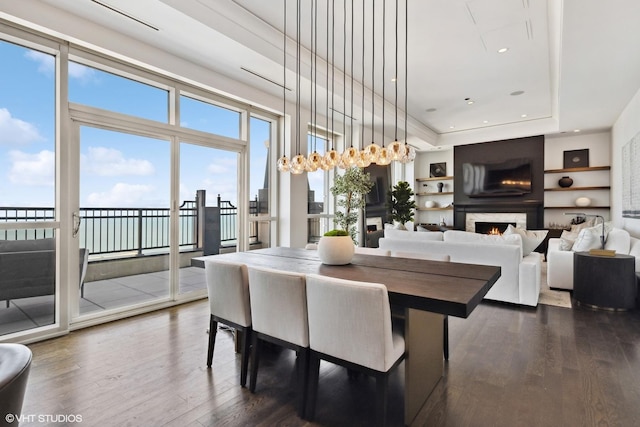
[[20, 299, 640, 426]]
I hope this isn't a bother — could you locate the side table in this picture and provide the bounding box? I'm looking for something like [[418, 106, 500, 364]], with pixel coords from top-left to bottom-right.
[[573, 252, 637, 310]]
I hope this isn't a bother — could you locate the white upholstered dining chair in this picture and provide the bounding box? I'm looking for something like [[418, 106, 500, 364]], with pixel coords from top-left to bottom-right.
[[305, 274, 405, 427], [390, 250, 452, 360], [204, 259, 252, 387], [247, 266, 309, 417]]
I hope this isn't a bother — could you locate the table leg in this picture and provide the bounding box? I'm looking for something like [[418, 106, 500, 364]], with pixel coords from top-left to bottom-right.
[[404, 308, 444, 425]]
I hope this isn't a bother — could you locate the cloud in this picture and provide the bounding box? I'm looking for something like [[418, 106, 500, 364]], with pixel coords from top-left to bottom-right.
[[24, 50, 97, 83], [86, 183, 155, 207], [82, 146, 154, 176], [24, 50, 54, 75], [0, 108, 46, 145], [8, 150, 55, 186]]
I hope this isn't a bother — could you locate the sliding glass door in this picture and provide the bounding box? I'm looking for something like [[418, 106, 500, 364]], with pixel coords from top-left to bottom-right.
[[77, 126, 171, 316]]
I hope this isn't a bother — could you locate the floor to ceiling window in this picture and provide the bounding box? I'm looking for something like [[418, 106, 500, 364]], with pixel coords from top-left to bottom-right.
[[0, 23, 281, 340], [0, 38, 58, 337]]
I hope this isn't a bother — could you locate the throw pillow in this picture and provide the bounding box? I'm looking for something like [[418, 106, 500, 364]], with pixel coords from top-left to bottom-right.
[[503, 225, 548, 256], [559, 230, 578, 251], [572, 223, 613, 252]]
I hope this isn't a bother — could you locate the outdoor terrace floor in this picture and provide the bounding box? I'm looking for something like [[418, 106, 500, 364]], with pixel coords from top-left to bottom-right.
[[0, 266, 206, 336]]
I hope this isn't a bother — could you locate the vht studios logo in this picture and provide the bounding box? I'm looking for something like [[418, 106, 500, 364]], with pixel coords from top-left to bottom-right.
[[5, 414, 83, 423]]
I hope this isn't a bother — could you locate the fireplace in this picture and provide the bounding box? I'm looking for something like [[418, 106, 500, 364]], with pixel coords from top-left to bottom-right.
[[475, 221, 516, 235]]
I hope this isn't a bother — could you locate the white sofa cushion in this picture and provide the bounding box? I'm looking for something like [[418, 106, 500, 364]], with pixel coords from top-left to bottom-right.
[[503, 225, 548, 256], [384, 228, 444, 241], [443, 230, 523, 258]]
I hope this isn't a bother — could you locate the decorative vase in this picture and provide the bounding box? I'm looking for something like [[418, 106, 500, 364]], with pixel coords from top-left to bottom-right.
[[575, 196, 591, 207], [558, 176, 573, 188], [437, 182, 444, 192], [317, 235, 355, 265]]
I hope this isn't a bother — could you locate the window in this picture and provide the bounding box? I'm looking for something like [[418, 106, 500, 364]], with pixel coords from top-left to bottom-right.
[[68, 61, 168, 122], [180, 95, 241, 139]]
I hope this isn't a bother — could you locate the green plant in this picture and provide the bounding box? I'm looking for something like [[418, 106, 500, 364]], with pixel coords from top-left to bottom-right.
[[330, 166, 374, 242], [387, 180, 417, 227], [323, 229, 349, 237]]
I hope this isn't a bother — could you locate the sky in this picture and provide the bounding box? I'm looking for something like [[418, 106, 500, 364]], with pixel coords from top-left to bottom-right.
[[0, 38, 272, 210]]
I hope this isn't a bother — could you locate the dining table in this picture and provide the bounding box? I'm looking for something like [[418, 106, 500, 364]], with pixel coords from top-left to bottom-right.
[[193, 247, 500, 426]]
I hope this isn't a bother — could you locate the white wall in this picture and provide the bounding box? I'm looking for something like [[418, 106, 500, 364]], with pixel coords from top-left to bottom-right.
[[612, 86, 640, 238]]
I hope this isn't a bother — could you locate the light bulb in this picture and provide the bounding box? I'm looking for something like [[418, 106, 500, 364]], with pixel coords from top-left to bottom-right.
[[277, 155, 291, 172], [377, 146, 392, 165], [388, 140, 407, 161], [290, 154, 307, 174], [306, 151, 322, 172], [342, 146, 359, 167], [356, 149, 371, 167], [364, 142, 381, 164], [323, 149, 339, 168]]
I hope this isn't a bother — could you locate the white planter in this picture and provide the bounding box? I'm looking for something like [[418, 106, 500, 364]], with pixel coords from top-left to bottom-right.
[[317, 235, 355, 265]]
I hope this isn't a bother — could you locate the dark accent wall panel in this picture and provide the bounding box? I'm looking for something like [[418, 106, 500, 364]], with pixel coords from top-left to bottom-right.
[[453, 135, 544, 229]]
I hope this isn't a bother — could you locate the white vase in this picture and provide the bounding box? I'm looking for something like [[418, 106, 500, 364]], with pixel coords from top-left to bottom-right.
[[575, 196, 591, 207], [317, 235, 355, 265]]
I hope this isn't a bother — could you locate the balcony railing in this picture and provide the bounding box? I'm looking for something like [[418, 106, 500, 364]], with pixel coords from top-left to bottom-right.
[[0, 193, 259, 257]]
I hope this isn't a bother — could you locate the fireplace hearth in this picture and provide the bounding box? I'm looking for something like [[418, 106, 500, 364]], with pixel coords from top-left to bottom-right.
[[475, 221, 516, 235]]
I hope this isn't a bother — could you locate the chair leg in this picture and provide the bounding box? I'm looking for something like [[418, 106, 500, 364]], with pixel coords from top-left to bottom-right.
[[375, 374, 389, 427], [443, 315, 449, 361], [305, 352, 321, 421], [297, 349, 310, 418], [249, 332, 260, 392], [240, 327, 251, 388], [207, 316, 217, 368]]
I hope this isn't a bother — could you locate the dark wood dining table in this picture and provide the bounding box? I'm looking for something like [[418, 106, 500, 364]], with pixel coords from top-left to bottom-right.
[[194, 247, 500, 425]]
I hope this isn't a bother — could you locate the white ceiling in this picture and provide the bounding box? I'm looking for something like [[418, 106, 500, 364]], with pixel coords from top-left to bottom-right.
[[5, 0, 640, 151]]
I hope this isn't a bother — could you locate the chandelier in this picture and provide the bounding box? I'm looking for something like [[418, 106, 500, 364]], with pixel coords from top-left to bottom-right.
[[277, 0, 415, 174]]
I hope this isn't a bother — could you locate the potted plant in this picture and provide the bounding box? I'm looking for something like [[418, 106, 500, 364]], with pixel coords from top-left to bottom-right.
[[317, 167, 373, 265], [387, 180, 417, 230]]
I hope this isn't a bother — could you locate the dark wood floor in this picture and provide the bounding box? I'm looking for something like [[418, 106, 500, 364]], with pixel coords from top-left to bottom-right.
[[20, 298, 640, 427]]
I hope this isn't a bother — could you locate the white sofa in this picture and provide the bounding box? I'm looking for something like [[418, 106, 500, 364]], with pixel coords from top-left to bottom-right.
[[547, 228, 640, 290], [379, 229, 543, 306]]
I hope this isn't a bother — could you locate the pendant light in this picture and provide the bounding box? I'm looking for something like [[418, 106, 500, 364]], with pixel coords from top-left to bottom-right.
[[290, 0, 306, 174], [277, 0, 291, 172], [388, 0, 407, 161]]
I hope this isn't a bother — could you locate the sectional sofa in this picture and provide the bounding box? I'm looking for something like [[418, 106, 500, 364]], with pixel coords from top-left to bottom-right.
[[379, 228, 543, 306]]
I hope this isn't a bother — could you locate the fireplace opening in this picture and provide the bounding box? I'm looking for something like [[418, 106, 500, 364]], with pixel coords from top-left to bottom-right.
[[475, 221, 516, 235]]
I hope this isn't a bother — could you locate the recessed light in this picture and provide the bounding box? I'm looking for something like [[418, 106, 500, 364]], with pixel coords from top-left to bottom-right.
[[497, 47, 509, 53], [510, 90, 525, 96], [521, 114, 527, 118]]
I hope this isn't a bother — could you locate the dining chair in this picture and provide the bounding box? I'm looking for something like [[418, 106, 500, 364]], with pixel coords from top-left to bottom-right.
[[247, 266, 309, 417], [305, 274, 405, 427], [354, 247, 390, 256], [390, 250, 452, 360], [204, 259, 252, 387]]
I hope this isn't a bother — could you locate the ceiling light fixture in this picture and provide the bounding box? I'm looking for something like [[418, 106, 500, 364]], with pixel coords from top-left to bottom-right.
[[278, 0, 413, 174]]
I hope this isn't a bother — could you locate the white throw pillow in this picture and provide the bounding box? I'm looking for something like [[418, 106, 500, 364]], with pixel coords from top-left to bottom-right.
[[559, 230, 578, 251], [572, 223, 613, 252], [503, 225, 548, 256]]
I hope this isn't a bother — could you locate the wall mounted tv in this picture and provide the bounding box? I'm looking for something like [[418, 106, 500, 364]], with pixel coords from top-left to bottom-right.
[[462, 159, 532, 197]]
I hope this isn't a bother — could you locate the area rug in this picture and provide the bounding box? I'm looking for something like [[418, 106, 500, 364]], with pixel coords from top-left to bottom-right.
[[538, 262, 572, 308]]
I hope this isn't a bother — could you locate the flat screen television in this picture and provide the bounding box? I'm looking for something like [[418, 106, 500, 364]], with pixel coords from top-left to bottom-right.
[[462, 159, 532, 197]]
